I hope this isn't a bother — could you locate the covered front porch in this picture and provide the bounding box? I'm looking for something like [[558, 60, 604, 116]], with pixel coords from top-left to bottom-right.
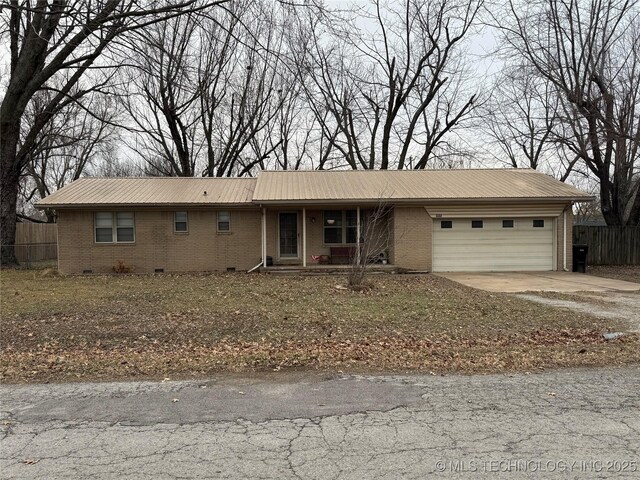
[[257, 206, 394, 269]]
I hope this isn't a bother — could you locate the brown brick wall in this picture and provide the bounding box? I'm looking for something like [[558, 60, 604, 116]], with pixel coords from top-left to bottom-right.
[[57, 209, 262, 274], [57, 203, 572, 274], [391, 207, 431, 270], [264, 208, 391, 265]]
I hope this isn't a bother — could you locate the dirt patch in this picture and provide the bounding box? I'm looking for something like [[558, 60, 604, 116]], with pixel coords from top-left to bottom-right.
[[1, 270, 637, 383], [516, 292, 640, 333]]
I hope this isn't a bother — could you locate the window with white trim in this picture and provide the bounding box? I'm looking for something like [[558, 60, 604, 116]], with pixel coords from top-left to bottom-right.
[[95, 212, 114, 243], [174, 212, 188, 232], [217, 211, 230, 232], [95, 212, 135, 243]]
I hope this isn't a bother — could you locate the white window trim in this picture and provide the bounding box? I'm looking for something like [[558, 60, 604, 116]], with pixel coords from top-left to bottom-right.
[[217, 211, 231, 233], [174, 211, 189, 233], [94, 212, 136, 244]]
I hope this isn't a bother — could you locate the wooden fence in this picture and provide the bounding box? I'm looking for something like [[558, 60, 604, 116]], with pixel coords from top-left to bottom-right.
[[14, 223, 58, 262], [573, 226, 640, 265]]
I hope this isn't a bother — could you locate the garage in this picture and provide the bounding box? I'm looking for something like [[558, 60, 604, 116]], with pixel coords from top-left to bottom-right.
[[432, 217, 554, 272]]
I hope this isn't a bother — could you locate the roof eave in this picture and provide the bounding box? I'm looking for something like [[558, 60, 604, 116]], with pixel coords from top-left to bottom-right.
[[253, 196, 595, 205], [35, 202, 256, 209]]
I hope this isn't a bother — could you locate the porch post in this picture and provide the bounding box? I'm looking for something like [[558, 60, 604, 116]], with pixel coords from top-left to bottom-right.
[[262, 207, 267, 267], [356, 206, 361, 265], [302, 208, 307, 267]]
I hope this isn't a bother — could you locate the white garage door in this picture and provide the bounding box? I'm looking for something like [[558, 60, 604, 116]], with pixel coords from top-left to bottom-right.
[[432, 218, 554, 272]]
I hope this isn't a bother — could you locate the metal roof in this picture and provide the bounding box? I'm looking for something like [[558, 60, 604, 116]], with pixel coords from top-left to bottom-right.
[[36, 169, 593, 209], [252, 169, 593, 204], [36, 177, 257, 208]]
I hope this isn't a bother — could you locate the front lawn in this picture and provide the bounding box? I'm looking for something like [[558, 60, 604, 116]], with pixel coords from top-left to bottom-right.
[[1, 270, 637, 382]]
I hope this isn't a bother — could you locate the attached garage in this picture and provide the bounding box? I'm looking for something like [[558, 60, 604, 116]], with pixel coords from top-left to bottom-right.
[[432, 217, 555, 272]]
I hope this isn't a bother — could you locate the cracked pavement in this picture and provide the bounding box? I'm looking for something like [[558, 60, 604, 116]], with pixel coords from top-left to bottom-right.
[[1, 368, 639, 479]]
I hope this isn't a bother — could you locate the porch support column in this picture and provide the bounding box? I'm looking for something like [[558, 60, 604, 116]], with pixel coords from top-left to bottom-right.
[[356, 206, 361, 265], [302, 208, 307, 267], [261, 207, 267, 267]]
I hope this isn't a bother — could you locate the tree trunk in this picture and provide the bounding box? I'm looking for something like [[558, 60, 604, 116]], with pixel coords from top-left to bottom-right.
[[1, 119, 21, 265], [628, 190, 640, 226]]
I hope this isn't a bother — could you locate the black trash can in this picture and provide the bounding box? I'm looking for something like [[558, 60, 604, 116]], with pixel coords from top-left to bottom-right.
[[572, 244, 588, 273], [266, 256, 273, 267]]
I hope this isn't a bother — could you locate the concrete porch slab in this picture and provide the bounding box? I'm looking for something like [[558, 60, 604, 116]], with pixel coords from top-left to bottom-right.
[[437, 272, 640, 293]]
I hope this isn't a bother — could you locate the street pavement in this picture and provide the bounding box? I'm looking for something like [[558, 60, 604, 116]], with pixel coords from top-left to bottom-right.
[[1, 367, 639, 479]]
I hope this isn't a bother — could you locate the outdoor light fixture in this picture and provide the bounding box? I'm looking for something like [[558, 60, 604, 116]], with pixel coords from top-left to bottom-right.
[[310, 217, 316, 223]]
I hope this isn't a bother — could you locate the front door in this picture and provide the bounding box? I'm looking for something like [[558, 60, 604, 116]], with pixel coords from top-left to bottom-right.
[[279, 212, 298, 258]]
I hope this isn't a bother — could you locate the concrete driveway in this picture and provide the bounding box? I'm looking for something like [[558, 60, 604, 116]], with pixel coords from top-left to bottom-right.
[[438, 271, 640, 293]]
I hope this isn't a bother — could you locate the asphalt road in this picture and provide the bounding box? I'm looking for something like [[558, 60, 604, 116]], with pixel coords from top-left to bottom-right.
[[1, 368, 639, 479]]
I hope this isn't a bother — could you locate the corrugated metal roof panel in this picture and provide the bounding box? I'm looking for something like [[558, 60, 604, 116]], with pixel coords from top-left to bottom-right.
[[252, 169, 592, 202], [37, 177, 257, 207], [36, 169, 593, 209]]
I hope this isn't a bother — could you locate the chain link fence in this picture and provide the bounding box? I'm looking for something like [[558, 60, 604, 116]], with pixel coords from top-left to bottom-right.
[[2, 243, 58, 269]]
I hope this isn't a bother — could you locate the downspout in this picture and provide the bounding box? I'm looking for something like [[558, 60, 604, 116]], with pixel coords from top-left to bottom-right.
[[563, 208, 568, 271], [250, 206, 267, 273], [262, 206, 267, 267], [356, 206, 361, 265], [302, 208, 307, 267]]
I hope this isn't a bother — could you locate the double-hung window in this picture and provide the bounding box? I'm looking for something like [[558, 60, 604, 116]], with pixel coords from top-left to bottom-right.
[[95, 212, 114, 243], [217, 211, 230, 232], [175, 212, 188, 232], [95, 212, 135, 243]]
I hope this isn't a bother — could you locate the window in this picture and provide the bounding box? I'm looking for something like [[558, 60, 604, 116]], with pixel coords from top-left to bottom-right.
[[95, 212, 113, 243], [471, 220, 484, 229], [440, 220, 453, 229], [346, 210, 358, 243], [95, 212, 135, 243], [116, 213, 135, 242], [217, 211, 230, 232], [323, 210, 343, 244], [175, 212, 188, 232], [533, 219, 545, 228], [502, 219, 514, 228], [323, 210, 358, 244]]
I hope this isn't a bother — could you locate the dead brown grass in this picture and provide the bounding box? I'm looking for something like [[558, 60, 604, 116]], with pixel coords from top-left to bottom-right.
[[1, 270, 637, 383], [588, 265, 640, 284]]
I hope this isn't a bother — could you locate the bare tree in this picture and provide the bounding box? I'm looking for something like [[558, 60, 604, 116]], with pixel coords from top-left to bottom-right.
[[494, 0, 640, 225], [200, 1, 289, 177], [347, 204, 393, 289], [20, 90, 118, 222], [124, 1, 292, 177], [124, 13, 201, 177], [482, 66, 582, 181], [0, 0, 226, 264], [296, 0, 482, 170]]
